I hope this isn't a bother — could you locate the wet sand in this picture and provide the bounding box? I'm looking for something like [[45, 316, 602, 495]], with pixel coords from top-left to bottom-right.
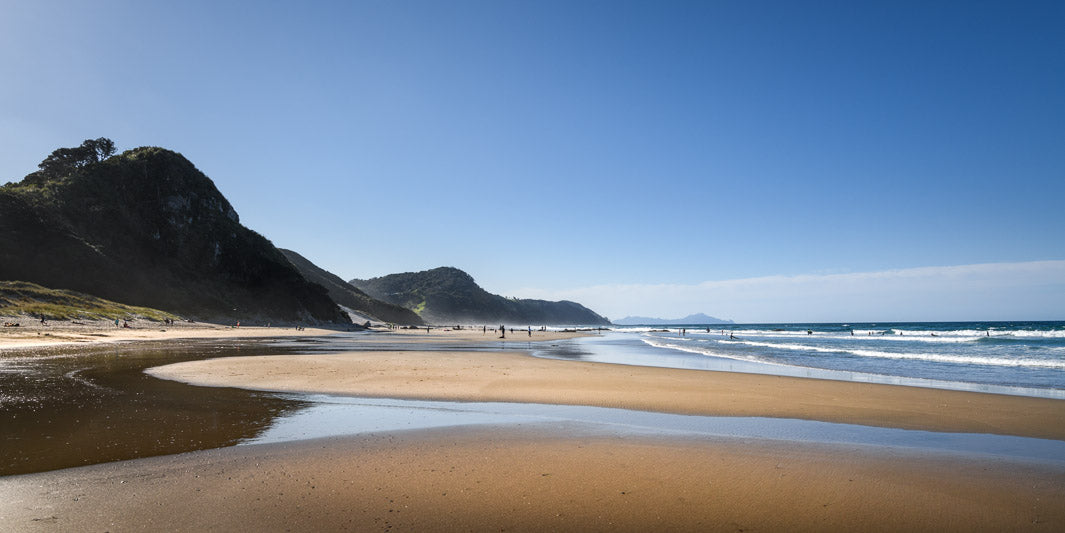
[[2, 426, 1063, 532]]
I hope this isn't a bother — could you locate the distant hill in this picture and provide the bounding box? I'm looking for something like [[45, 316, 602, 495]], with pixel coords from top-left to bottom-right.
[[0, 140, 347, 324], [350, 267, 611, 325], [613, 313, 734, 325], [279, 249, 424, 326]]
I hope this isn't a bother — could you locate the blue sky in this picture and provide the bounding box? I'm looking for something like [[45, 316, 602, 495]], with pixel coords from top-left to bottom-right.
[[2, 0, 1063, 321]]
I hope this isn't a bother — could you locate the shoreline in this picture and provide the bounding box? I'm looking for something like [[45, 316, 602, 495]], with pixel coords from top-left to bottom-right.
[[0, 319, 588, 352]]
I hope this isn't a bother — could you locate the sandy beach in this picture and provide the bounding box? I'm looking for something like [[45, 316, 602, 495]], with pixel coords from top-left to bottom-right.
[[0, 319, 586, 351], [3, 327, 1064, 531]]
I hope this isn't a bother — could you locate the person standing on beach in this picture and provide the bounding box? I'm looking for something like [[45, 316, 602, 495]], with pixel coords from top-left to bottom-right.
[[528, 326, 532, 337], [500, 325, 506, 339]]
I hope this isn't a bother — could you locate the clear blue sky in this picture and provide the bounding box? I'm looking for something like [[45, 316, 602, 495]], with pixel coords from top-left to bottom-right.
[[2, 0, 1063, 321]]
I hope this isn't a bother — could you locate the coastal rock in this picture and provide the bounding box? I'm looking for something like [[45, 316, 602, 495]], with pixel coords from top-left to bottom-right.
[[0, 141, 347, 324]]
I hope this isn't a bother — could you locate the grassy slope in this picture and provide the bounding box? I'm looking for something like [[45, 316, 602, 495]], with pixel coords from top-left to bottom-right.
[[0, 281, 179, 321]]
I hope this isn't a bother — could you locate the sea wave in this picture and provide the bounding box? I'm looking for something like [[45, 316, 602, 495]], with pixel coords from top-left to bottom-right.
[[653, 328, 1065, 344], [728, 339, 1065, 370], [639, 337, 784, 367]]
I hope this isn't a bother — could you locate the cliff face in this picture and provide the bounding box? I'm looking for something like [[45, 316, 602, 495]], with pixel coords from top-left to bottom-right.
[[0, 145, 347, 324], [350, 267, 611, 325], [279, 249, 424, 326]]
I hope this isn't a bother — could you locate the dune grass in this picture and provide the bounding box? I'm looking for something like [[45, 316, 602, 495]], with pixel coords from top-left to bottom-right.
[[0, 281, 179, 322]]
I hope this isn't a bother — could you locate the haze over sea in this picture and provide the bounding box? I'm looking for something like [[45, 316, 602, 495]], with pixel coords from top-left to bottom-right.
[[544, 321, 1065, 399]]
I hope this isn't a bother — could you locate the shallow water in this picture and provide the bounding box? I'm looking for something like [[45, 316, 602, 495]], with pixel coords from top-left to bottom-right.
[[249, 394, 1065, 465], [0, 339, 318, 475]]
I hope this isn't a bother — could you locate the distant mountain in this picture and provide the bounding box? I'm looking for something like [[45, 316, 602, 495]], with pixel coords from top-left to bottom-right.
[[279, 249, 424, 326], [0, 140, 347, 324], [350, 267, 611, 325], [612, 313, 734, 325]]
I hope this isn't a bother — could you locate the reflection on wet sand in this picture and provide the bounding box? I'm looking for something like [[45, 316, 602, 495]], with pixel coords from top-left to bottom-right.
[[0, 339, 311, 476]]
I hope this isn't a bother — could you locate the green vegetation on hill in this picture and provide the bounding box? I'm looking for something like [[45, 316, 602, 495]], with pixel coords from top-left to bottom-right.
[[0, 281, 178, 321], [350, 267, 611, 325], [1, 140, 347, 324], [279, 249, 424, 326]]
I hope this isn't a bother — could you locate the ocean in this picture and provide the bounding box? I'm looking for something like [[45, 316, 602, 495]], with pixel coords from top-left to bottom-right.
[[536, 321, 1065, 399]]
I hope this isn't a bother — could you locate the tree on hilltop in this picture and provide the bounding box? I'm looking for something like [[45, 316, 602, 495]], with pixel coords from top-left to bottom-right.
[[37, 137, 116, 178]]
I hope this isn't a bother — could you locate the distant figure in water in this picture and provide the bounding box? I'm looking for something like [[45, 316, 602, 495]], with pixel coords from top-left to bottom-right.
[[807, 330, 812, 335], [850, 330, 854, 336], [987, 330, 990, 337], [729, 332, 735, 340]]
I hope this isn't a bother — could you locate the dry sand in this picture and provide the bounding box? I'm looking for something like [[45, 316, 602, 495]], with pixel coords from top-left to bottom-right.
[[2, 426, 1062, 532], [345, 326, 593, 344], [150, 348, 1065, 440], [0, 318, 346, 351]]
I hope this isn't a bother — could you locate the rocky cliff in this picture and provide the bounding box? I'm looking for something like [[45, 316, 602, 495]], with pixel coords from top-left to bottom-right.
[[0, 142, 347, 324], [280, 249, 424, 326]]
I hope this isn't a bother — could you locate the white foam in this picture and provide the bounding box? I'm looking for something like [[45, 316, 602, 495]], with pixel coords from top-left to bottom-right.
[[640, 337, 785, 367], [730, 339, 1065, 370]]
